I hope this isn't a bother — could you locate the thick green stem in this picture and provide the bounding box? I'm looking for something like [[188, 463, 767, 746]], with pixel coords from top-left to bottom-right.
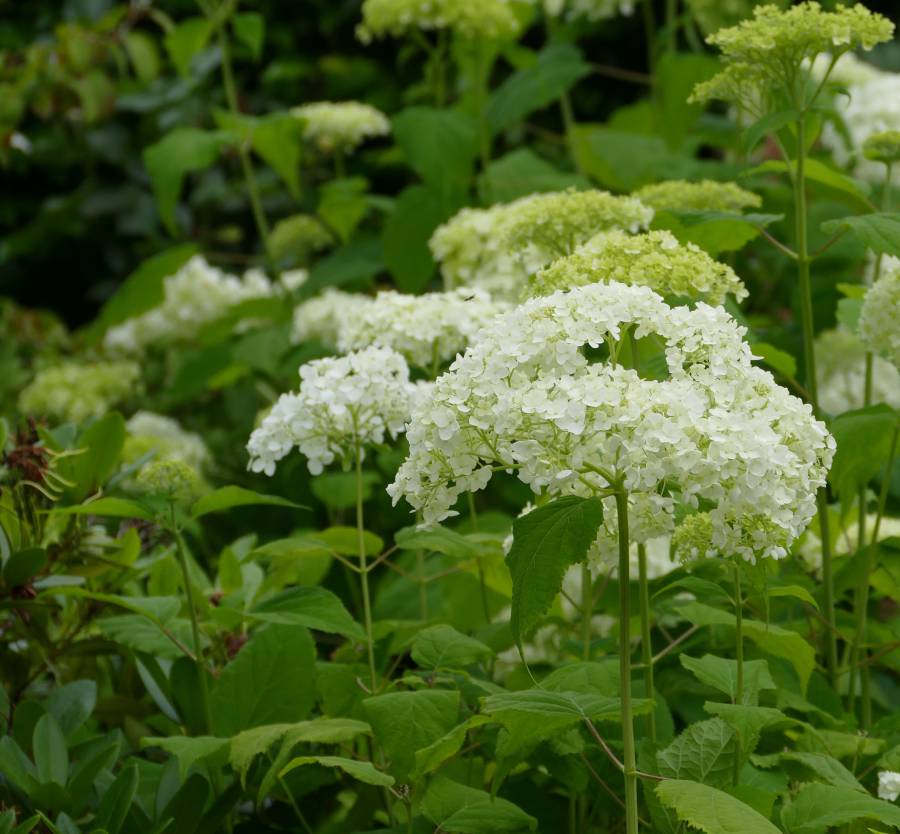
[[637, 544, 655, 742], [356, 447, 378, 691], [581, 563, 593, 661], [615, 489, 639, 834], [173, 526, 214, 735], [733, 560, 744, 784], [793, 118, 838, 687]]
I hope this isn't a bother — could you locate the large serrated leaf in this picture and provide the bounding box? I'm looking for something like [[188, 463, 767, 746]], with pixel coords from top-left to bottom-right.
[[655, 779, 781, 834], [780, 783, 900, 833], [657, 718, 737, 788]]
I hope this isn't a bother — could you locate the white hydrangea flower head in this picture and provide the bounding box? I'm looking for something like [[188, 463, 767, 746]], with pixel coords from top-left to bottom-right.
[[820, 71, 900, 183], [357, 0, 524, 42], [389, 280, 834, 563], [104, 256, 274, 354], [336, 288, 510, 370], [798, 513, 900, 575], [291, 101, 390, 154], [247, 346, 417, 476], [859, 266, 900, 368], [633, 180, 761, 214], [430, 189, 654, 299], [878, 771, 900, 802], [815, 328, 900, 415], [124, 411, 210, 473], [528, 229, 747, 305], [291, 289, 374, 349], [542, 0, 634, 24], [18, 360, 141, 423]]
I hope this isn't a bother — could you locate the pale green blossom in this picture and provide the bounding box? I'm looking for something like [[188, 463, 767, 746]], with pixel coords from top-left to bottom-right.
[[633, 180, 761, 214], [542, 0, 634, 24], [291, 101, 390, 154], [357, 0, 523, 42]]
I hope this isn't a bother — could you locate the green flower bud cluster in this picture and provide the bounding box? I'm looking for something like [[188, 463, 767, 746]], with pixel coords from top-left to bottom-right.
[[18, 360, 140, 423], [134, 459, 203, 504], [862, 130, 900, 164], [357, 0, 523, 43], [690, 3, 894, 109], [671, 512, 715, 561], [527, 229, 748, 305], [633, 180, 762, 214]]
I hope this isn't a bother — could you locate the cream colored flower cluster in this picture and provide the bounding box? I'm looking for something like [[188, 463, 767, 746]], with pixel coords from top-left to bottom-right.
[[690, 3, 894, 110], [357, 0, 523, 43], [859, 266, 900, 368], [815, 328, 900, 415], [247, 347, 417, 476], [389, 281, 834, 563], [336, 288, 509, 369], [123, 411, 210, 474], [104, 256, 273, 354], [430, 190, 653, 299], [291, 289, 373, 349], [291, 101, 390, 154], [541, 0, 634, 23], [527, 230, 747, 305], [633, 180, 761, 214], [18, 360, 140, 423]]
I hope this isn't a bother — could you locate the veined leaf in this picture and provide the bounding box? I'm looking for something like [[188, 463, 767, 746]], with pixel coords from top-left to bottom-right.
[[657, 718, 737, 788], [190, 485, 303, 518], [655, 779, 782, 834], [422, 776, 537, 833], [280, 755, 394, 787], [780, 783, 900, 834]]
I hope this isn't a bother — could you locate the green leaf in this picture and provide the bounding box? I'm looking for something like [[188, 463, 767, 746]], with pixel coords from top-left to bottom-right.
[[191, 485, 303, 518], [59, 411, 125, 502], [54, 496, 154, 521], [392, 108, 478, 205], [280, 755, 394, 786], [363, 689, 460, 781], [763, 584, 819, 609], [318, 177, 369, 243], [749, 159, 871, 207], [92, 762, 139, 834], [311, 470, 379, 511], [828, 405, 899, 510], [411, 624, 494, 669], [413, 721, 471, 778], [211, 624, 316, 736], [250, 586, 365, 640], [821, 212, 900, 256], [478, 149, 587, 203], [143, 128, 233, 234], [657, 718, 737, 788], [123, 30, 160, 83], [422, 776, 537, 833], [655, 779, 782, 834], [232, 13, 265, 59], [486, 43, 590, 134], [141, 736, 228, 780], [506, 496, 604, 645], [654, 52, 720, 149], [395, 525, 481, 558], [4, 548, 47, 588], [780, 783, 900, 834], [704, 703, 791, 758], [654, 210, 783, 257], [741, 109, 801, 155], [680, 654, 776, 705], [780, 752, 865, 792], [752, 342, 797, 380], [46, 680, 96, 737], [83, 245, 197, 342], [164, 17, 213, 77], [33, 714, 67, 785], [318, 526, 383, 556], [304, 236, 382, 294], [382, 184, 444, 293]]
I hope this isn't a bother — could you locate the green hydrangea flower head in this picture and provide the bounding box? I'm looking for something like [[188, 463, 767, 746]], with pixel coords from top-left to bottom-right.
[[134, 459, 203, 504], [527, 229, 748, 305], [291, 101, 390, 154], [357, 0, 523, 42], [18, 360, 140, 423], [862, 130, 900, 164], [690, 3, 894, 109], [672, 512, 715, 561], [633, 180, 762, 214]]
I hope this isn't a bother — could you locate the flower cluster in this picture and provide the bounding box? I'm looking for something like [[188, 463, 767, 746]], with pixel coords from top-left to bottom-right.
[[291, 289, 374, 349], [430, 189, 653, 298], [633, 180, 761, 214], [291, 101, 390, 154], [389, 280, 833, 563], [879, 771, 900, 803], [859, 266, 900, 368], [134, 459, 203, 503], [247, 347, 417, 476], [123, 411, 210, 474], [690, 3, 894, 110], [527, 230, 747, 305], [357, 0, 522, 43], [336, 288, 509, 369], [541, 0, 634, 24], [863, 130, 900, 164], [104, 256, 273, 354], [18, 360, 140, 423], [816, 328, 900, 415]]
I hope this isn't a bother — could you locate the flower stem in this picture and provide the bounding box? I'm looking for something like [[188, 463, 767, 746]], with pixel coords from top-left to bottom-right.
[[793, 117, 838, 688], [615, 489, 639, 834], [733, 559, 744, 784], [637, 543, 655, 742], [581, 563, 593, 661], [468, 492, 491, 624], [356, 446, 378, 691]]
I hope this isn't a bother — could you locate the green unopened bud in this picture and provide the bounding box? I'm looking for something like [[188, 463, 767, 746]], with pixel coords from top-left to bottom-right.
[[135, 460, 202, 504], [862, 130, 900, 164]]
